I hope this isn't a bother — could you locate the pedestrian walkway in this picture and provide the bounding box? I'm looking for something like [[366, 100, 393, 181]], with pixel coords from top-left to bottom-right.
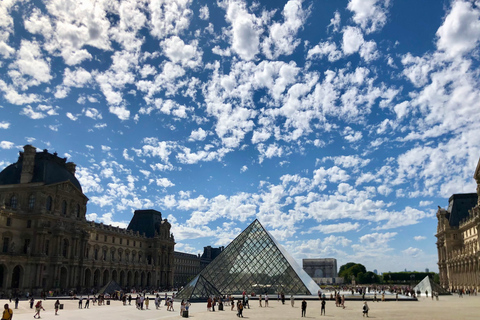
[[4, 294, 480, 320]]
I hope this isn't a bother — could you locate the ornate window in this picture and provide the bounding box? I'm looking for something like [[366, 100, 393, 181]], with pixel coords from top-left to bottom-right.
[[10, 195, 17, 209], [61, 200, 67, 215], [28, 194, 36, 209], [46, 196, 53, 211]]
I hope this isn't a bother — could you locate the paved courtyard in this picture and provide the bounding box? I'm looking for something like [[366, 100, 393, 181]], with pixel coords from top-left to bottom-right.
[[3, 294, 479, 320]]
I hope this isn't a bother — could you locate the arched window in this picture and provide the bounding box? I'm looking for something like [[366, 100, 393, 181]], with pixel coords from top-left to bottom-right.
[[10, 195, 17, 209], [46, 196, 53, 211], [28, 194, 36, 209], [61, 200, 67, 215]]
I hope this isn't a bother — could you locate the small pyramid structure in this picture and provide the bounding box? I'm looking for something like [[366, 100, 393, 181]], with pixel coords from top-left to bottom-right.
[[98, 280, 123, 295], [413, 276, 450, 296], [176, 219, 319, 300]]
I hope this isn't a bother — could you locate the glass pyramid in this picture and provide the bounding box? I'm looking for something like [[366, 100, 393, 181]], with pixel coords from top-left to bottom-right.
[[413, 276, 450, 295], [176, 219, 319, 300]]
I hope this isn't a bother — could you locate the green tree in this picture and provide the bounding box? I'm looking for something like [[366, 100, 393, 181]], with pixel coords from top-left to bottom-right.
[[338, 262, 367, 283]]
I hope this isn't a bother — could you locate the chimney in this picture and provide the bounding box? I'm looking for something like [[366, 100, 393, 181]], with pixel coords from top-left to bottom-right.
[[66, 162, 76, 175], [20, 145, 36, 184]]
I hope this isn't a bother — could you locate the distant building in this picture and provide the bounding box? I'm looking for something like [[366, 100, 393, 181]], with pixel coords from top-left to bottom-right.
[[374, 269, 378, 275], [425, 268, 429, 273], [200, 245, 224, 268], [174, 251, 201, 288], [436, 157, 480, 292], [302, 258, 342, 285]]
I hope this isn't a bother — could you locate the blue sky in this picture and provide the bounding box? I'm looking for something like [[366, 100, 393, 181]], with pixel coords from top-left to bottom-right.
[[1, 0, 480, 274]]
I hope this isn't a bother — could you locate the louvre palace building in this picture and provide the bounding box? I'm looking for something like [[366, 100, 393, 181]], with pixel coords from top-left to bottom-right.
[[436, 157, 480, 292], [0, 145, 175, 295]]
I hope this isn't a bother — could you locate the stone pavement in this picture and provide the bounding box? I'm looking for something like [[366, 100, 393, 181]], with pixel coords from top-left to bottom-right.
[[3, 294, 479, 320]]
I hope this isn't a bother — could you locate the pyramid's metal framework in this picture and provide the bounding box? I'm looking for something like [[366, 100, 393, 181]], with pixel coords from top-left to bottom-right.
[[176, 219, 319, 300]]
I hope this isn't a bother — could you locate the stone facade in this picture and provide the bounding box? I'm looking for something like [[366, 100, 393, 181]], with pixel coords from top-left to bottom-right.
[[173, 251, 201, 288], [302, 258, 341, 285], [436, 157, 480, 292], [0, 145, 175, 295]]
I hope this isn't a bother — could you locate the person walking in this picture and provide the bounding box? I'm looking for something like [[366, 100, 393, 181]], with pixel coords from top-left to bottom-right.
[[301, 299, 307, 317], [290, 295, 294, 307], [362, 301, 369, 317], [321, 299, 326, 316], [54, 300, 60, 315], [14, 297, 19, 309], [258, 294, 262, 307], [34, 301, 45, 319], [145, 297, 149, 310], [29, 298, 34, 309], [2, 304, 13, 320], [85, 296, 90, 308], [237, 301, 244, 318]]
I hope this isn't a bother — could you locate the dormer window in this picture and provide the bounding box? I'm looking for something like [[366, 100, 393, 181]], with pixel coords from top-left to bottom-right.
[[28, 194, 35, 209], [10, 195, 17, 209]]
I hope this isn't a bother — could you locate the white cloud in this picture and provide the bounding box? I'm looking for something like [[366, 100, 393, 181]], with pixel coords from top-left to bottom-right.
[[309, 222, 360, 234], [221, 0, 262, 61], [161, 36, 202, 68], [0, 122, 10, 129], [307, 41, 342, 62], [20, 105, 58, 119], [8, 40, 52, 89], [347, 0, 389, 34], [199, 5, 209, 20], [262, 0, 308, 59], [436, 0, 480, 58], [414, 236, 426, 241], [342, 26, 364, 55], [327, 11, 341, 33], [0, 141, 14, 149], [189, 128, 207, 141], [402, 247, 423, 258]]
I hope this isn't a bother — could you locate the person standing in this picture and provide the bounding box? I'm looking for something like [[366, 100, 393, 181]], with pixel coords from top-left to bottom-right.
[[85, 296, 90, 308], [301, 299, 307, 317], [29, 298, 34, 309], [265, 294, 269, 307], [34, 301, 45, 319], [145, 297, 149, 310], [258, 294, 262, 307], [54, 300, 60, 315], [2, 304, 13, 320], [362, 301, 369, 317], [290, 295, 294, 307], [321, 299, 326, 316], [14, 297, 18, 310], [78, 297, 83, 309]]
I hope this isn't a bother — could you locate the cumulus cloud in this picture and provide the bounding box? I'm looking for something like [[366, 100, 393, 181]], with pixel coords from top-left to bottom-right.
[[436, 0, 480, 58], [347, 0, 390, 34], [221, 0, 262, 61]]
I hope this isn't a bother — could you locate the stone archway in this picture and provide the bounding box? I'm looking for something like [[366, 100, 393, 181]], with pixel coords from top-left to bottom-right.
[[119, 270, 125, 287], [103, 269, 109, 286], [112, 270, 118, 283], [147, 272, 151, 287], [11, 265, 22, 289], [84, 269, 92, 287], [93, 269, 100, 287], [0, 265, 6, 288], [60, 267, 68, 289], [127, 271, 132, 287], [141, 272, 145, 287], [134, 271, 139, 287]]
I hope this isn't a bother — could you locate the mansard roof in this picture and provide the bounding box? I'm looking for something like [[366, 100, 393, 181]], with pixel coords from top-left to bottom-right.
[[127, 209, 170, 238], [0, 148, 82, 192], [446, 193, 478, 228]]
